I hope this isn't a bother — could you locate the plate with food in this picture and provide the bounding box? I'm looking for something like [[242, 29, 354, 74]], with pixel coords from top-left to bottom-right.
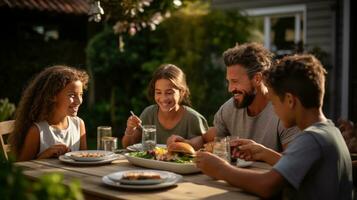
[[108, 170, 166, 185], [65, 150, 115, 162], [103, 170, 182, 189], [125, 142, 200, 174], [126, 143, 166, 152], [59, 153, 123, 165]]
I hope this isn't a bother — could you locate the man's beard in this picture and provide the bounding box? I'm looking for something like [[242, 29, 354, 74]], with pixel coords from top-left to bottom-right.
[[232, 89, 256, 109]]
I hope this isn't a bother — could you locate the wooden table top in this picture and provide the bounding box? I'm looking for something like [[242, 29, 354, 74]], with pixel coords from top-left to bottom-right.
[[15, 156, 271, 200]]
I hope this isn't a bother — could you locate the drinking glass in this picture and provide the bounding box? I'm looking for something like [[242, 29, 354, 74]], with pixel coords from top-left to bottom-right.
[[102, 136, 117, 152], [213, 137, 230, 162], [141, 125, 156, 151], [227, 136, 240, 164], [97, 126, 112, 150]]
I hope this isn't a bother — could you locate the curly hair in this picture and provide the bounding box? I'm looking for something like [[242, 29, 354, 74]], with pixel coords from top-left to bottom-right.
[[147, 64, 191, 106], [9, 65, 89, 156], [263, 54, 327, 108], [223, 42, 273, 78]]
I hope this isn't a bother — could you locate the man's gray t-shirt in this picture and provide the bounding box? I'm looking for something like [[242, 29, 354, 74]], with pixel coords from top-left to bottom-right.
[[213, 98, 298, 151], [273, 120, 353, 199], [140, 105, 209, 144]]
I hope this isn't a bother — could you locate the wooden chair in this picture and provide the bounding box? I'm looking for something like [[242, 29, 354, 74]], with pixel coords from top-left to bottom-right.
[[0, 120, 15, 160]]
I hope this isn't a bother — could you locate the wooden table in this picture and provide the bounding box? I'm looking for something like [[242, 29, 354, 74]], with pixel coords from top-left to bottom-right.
[[15, 157, 271, 200]]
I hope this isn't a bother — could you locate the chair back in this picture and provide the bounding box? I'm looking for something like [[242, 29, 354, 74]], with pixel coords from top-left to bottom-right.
[[0, 120, 15, 160]]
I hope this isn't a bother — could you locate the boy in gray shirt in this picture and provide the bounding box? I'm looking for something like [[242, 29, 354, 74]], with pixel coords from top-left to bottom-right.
[[196, 54, 353, 199]]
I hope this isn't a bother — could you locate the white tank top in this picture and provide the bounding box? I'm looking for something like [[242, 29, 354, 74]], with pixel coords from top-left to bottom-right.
[[35, 116, 81, 156]]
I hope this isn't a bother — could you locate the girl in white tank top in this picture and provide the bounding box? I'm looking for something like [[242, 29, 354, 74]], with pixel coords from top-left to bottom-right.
[[10, 66, 89, 161], [35, 116, 82, 156]]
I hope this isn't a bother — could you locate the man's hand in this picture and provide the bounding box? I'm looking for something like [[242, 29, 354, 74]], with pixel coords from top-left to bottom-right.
[[166, 135, 186, 146]]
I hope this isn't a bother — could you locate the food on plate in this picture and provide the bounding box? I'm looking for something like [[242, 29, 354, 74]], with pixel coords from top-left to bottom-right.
[[129, 144, 195, 164], [168, 142, 195, 155], [71, 152, 105, 158], [122, 171, 161, 180], [203, 142, 214, 153]]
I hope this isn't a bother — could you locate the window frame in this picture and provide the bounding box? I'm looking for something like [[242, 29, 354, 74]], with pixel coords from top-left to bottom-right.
[[242, 4, 306, 52]]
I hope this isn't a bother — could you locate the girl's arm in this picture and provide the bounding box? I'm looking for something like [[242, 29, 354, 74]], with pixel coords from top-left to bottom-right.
[[18, 125, 71, 161], [122, 115, 142, 148], [17, 125, 40, 161], [79, 119, 87, 150], [122, 128, 141, 148]]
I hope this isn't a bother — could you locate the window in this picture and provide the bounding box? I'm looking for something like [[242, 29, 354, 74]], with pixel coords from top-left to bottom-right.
[[243, 4, 306, 56]]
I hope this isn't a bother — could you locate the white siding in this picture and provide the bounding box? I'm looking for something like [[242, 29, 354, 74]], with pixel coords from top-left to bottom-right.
[[212, 0, 336, 65], [212, 0, 342, 119]]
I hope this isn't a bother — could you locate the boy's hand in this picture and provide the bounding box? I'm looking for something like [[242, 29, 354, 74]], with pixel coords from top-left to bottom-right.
[[231, 139, 267, 161], [195, 151, 230, 180]]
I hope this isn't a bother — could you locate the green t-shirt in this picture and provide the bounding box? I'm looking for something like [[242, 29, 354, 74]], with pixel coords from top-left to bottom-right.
[[139, 105, 209, 144]]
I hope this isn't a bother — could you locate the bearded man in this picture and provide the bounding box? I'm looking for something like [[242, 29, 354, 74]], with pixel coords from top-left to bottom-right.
[[168, 43, 299, 151], [208, 43, 299, 151]]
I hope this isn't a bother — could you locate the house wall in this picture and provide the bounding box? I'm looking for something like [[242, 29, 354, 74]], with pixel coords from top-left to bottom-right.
[[348, 0, 356, 123], [212, 0, 342, 120], [212, 0, 336, 63]]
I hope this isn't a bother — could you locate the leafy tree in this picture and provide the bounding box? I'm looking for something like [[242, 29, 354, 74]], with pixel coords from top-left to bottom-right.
[[85, 1, 253, 139], [0, 98, 15, 121], [158, 2, 252, 121]]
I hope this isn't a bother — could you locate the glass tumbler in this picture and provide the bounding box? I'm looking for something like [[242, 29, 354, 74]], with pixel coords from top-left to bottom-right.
[[141, 125, 156, 151], [97, 126, 112, 150], [213, 137, 230, 162], [102, 136, 117, 152]]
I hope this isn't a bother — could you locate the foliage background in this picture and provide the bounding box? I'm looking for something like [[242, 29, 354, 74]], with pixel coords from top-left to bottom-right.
[[84, 2, 252, 142], [0, 155, 83, 200], [0, 1, 253, 148]]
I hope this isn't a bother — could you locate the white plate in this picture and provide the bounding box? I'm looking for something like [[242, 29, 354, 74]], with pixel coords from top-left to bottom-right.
[[65, 150, 114, 162], [107, 170, 168, 185], [236, 159, 254, 167], [103, 170, 182, 189], [117, 178, 164, 185], [124, 153, 200, 174], [59, 154, 123, 165], [126, 143, 166, 152]]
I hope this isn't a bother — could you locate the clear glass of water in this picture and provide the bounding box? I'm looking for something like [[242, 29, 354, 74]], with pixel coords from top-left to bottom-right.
[[141, 125, 156, 151], [97, 126, 112, 150], [102, 136, 117, 152], [213, 137, 230, 162]]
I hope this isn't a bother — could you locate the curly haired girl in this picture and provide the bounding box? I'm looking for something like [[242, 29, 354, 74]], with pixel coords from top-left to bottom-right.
[[10, 65, 89, 161]]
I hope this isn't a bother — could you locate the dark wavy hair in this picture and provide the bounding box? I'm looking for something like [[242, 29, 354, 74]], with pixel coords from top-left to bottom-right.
[[263, 54, 327, 108], [9, 65, 89, 156], [223, 42, 272, 78], [147, 64, 191, 106]]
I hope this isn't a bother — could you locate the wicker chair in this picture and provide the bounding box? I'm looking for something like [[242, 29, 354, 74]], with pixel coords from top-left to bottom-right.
[[0, 120, 15, 160]]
